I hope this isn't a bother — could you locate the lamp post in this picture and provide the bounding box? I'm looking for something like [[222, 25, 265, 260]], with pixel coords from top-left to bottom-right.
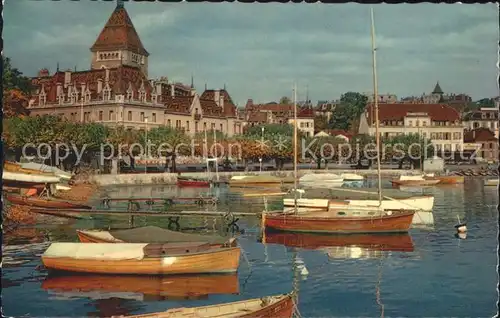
[[260, 127, 264, 172], [144, 116, 148, 174]]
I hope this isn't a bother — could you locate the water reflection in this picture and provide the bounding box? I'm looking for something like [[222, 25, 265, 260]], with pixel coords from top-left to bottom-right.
[[262, 231, 414, 259], [42, 273, 240, 301]]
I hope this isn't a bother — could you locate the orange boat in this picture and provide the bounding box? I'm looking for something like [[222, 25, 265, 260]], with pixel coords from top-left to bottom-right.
[[391, 179, 440, 186], [114, 292, 295, 318], [263, 209, 415, 234], [425, 175, 464, 185], [76, 226, 237, 247], [5, 194, 92, 210], [262, 231, 414, 252], [42, 273, 240, 300], [42, 242, 240, 275]]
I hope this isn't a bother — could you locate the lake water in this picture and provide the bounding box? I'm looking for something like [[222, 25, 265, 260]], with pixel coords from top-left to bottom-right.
[[2, 178, 498, 317]]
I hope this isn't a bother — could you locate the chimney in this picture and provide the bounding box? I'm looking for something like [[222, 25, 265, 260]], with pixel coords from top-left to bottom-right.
[[170, 84, 175, 97], [105, 69, 110, 82], [64, 70, 71, 87], [214, 90, 220, 107], [81, 83, 86, 96], [97, 78, 103, 93], [219, 94, 224, 108], [246, 99, 253, 109]]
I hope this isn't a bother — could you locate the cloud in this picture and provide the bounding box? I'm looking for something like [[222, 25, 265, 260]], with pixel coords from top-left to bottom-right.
[[4, 2, 498, 105]]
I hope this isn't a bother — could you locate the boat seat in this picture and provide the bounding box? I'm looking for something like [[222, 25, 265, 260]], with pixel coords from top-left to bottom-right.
[[143, 242, 211, 257]]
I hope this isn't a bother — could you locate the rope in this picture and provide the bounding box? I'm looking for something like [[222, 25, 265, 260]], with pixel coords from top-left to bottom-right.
[[292, 298, 303, 318]]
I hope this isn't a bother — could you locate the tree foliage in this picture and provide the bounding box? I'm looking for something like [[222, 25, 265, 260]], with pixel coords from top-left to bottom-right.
[[329, 92, 368, 132], [279, 96, 291, 104], [3, 57, 32, 118]]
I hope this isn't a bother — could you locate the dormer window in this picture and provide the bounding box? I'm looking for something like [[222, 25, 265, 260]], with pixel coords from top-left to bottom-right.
[[152, 94, 157, 104], [103, 87, 111, 101], [139, 91, 146, 102], [127, 90, 133, 101], [85, 91, 91, 103]]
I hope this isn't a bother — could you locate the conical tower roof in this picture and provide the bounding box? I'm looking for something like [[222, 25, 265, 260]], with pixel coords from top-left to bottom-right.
[[90, 1, 149, 56], [432, 81, 443, 94]]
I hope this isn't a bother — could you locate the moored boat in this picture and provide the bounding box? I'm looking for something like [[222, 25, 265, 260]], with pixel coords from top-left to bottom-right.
[[76, 226, 237, 247], [391, 175, 440, 187], [299, 173, 344, 189], [424, 175, 464, 184], [229, 175, 294, 187], [5, 194, 92, 210], [3, 171, 61, 189], [484, 178, 499, 186], [177, 176, 211, 187], [21, 162, 72, 180], [283, 188, 435, 211], [42, 242, 240, 275], [340, 173, 364, 181], [42, 273, 240, 300], [264, 209, 415, 233], [113, 292, 294, 318]]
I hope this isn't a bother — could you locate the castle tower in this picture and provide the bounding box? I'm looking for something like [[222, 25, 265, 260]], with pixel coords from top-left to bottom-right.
[[90, 0, 149, 77]]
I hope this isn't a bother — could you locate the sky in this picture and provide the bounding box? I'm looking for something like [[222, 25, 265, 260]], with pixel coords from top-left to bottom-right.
[[4, 1, 499, 106]]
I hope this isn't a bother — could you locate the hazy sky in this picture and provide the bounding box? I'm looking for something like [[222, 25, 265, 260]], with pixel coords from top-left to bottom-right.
[[5, 1, 498, 106]]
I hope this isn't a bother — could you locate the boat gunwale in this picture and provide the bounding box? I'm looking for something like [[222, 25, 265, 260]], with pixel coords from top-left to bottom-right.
[[264, 209, 416, 221]]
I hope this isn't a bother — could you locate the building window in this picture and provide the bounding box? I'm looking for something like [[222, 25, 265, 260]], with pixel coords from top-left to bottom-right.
[[167, 119, 171, 127], [408, 120, 413, 127], [453, 132, 461, 140], [220, 123, 223, 132], [140, 112, 145, 122], [211, 123, 215, 130], [152, 113, 156, 123], [98, 111, 103, 121], [128, 111, 132, 121], [109, 111, 114, 121], [204, 122, 207, 130], [186, 121, 190, 132]]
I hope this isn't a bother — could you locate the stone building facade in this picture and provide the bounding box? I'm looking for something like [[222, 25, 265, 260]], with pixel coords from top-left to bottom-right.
[[28, 2, 241, 136]]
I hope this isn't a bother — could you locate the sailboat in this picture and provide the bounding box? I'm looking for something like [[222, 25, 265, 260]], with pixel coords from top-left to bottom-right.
[[264, 47, 415, 233]]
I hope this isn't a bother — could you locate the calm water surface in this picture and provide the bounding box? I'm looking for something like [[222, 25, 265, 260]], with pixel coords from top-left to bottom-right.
[[2, 178, 498, 317]]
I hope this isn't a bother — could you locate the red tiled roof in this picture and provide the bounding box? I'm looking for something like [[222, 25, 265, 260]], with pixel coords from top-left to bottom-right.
[[464, 128, 497, 142], [365, 103, 460, 123], [200, 89, 237, 118], [30, 65, 153, 105], [164, 96, 194, 115], [247, 112, 268, 123], [91, 5, 149, 56]]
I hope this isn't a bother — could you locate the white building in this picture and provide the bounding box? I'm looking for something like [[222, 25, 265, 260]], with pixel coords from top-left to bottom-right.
[[358, 103, 464, 152]]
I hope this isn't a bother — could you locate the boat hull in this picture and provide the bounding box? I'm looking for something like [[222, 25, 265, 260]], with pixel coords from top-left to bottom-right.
[[177, 179, 210, 187], [122, 293, 294, 318], [42, 244, 241, 275], [6, 194, 92, 210], [264, 211, 415, 233], [425, 176, 464, 184], [391, 179, 440, 186]]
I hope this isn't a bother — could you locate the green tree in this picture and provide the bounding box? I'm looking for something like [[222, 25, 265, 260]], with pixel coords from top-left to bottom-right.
[[3, 56, 32, 94], [383, 133, 434, 168], [329, 92, 368, 131], [476, 98, 494, 108], [145, 126, 191, 172]]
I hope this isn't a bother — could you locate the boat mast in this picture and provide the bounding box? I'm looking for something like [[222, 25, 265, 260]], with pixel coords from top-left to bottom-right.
[[370, 7, 383, 206], [293, 83, 298, 214]]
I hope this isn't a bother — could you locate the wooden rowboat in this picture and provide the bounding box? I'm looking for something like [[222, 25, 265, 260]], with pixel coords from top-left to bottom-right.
[[76, 226, 237, 247], [177, 176, 211, 187], [113, 292, 294, 318], [42, 242, 240, 275], [42, 273, 240, 300], [262, 231, 414, 252], [391, 179, 440, 186], [263, 209, 415, 233], [5, 194, 92, 210], [424, 175, 464, 184]]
